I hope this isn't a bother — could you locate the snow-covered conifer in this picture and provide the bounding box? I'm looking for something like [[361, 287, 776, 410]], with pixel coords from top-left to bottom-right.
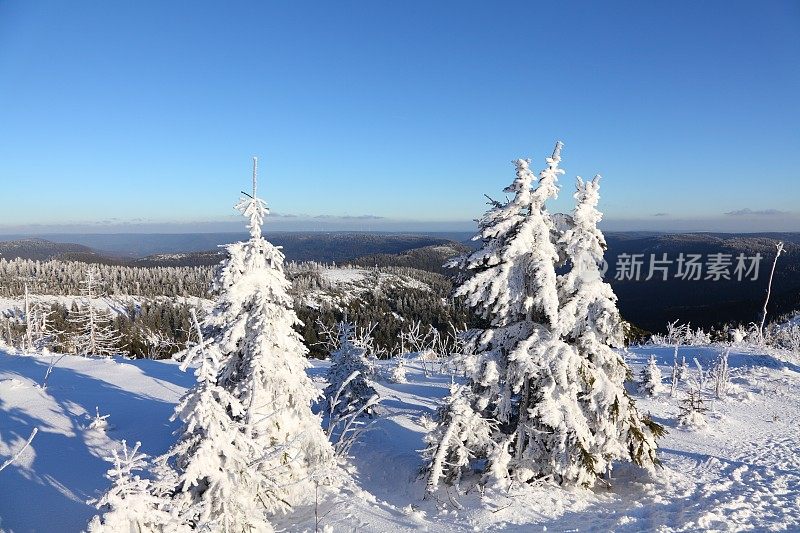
[[70, 266, 121, 357], [639, 355, 664, 396], [204, 157, 333, 510], [325, 322, 379, 418], [429, 143, 596, 488], [88, 440, 185, 533], [427, 144, 662, 491], [557, 176, 661, 478]]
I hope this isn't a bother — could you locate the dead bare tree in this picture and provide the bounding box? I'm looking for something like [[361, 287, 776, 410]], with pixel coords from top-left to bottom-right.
[[759, 241, 784, 343]]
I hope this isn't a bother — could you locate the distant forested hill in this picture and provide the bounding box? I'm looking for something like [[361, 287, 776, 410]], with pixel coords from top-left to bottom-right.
[[1, 232, 797, 334], [0, 232, 463, 263], [603, 233, 800, 332]]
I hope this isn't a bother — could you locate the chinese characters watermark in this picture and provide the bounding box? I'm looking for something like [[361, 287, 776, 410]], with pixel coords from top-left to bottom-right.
[[612, 253, 763, 282]]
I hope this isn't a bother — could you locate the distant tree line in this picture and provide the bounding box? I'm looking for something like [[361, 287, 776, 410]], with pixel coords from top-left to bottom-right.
[[0, 257, 212, 298], [0, 256, 482, 360]]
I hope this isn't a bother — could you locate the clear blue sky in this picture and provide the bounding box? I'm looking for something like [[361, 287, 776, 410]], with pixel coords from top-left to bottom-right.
[[1, 1, 798, 233]]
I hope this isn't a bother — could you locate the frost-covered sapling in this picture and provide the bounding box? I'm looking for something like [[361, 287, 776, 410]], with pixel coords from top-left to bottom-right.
[[325, 371, 380, 458], [693, 357, 707, 391], [640, 355, 664, 396], [388, 354, 408, 384], [0, 428, 37, 474], [325, 322, 380, 418], [22, 285, 58, 353], [669, 350, 688, 397], [69, 266, 122, 357], [670, 352, 679, 398], [87, 440, 183, 532], [678, 390, 709, 429], [759, 242, 784, 343], [678, 355, 689, 381], [39, 352, 67, 389]]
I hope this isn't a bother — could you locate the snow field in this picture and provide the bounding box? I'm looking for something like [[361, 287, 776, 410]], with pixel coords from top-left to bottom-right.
[[1, 344, 798, 531]]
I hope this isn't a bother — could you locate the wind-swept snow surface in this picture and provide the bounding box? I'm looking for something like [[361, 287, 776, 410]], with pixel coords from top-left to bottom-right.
[[1, 346, 799, 531]]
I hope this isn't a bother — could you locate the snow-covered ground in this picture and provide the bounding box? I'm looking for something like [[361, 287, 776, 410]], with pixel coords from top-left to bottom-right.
[[1, 345, 798, 531]]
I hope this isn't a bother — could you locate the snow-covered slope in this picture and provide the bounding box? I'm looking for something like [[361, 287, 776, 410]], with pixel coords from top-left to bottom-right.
[[297, 266, 431, 309], [1, 346, 798, 531]]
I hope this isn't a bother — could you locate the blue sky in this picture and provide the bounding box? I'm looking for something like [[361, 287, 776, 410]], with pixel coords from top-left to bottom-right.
[[0, 0, 798, 233]]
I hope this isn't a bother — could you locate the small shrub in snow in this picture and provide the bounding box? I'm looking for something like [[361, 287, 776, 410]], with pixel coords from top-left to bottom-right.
[[424, 384, 495, 491], [765, 320, 800, 353], [730, 327, 746, 344], [651, 321, 711, 346], [88, 406, 110, 431], [388, 355, 408, 384], [678, 390, 708, 429], [639, 355, 664, 396], [711, 349, 731, 399]]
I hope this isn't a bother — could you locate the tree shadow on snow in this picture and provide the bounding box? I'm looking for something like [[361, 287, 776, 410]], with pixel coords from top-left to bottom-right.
[[0, 356, 186, 532]]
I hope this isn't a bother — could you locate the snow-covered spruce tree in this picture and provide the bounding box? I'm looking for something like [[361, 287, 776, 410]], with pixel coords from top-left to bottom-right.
[[428, 143, 593, 488], [324, 322, 379, 418], [70, 266, 121, 357], [206, 157, 333, 511], [639, 355, 664, 396], [157, 309, 272, 531], [557, 175, 661, 478], [88, 440, 185, 533]]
